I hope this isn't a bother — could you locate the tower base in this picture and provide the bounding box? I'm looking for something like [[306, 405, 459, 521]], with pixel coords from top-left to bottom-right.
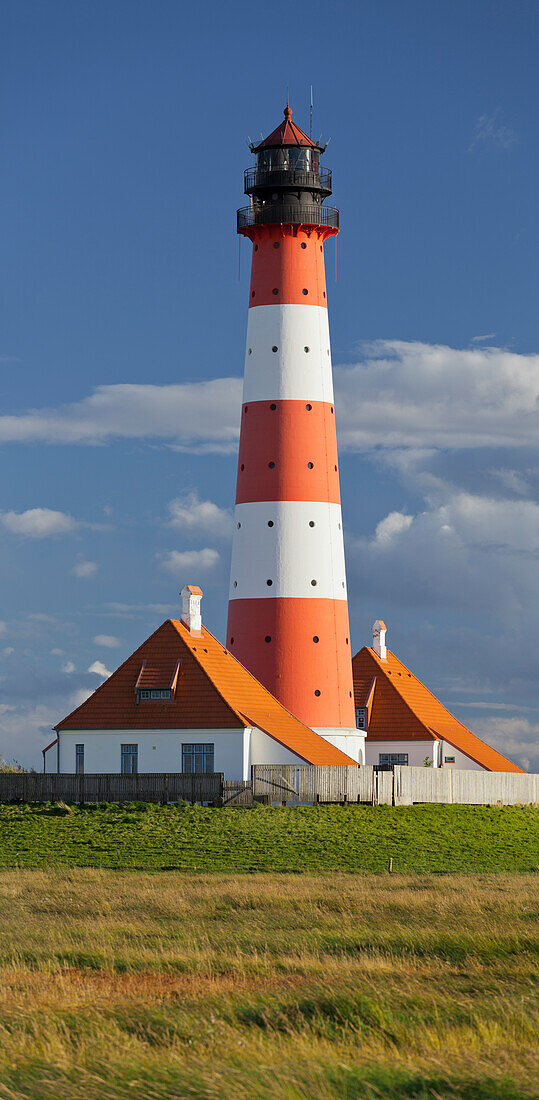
[[312, 728, 365, 765]]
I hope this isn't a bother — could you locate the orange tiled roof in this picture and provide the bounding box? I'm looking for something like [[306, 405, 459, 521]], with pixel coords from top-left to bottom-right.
[[353, 646, 524, 773], [56, 619, 354, 765]]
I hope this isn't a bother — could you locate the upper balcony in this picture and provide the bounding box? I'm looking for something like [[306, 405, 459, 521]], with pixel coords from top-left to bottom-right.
[[237, 203, 339, 231], [244, 165, 332, 196]]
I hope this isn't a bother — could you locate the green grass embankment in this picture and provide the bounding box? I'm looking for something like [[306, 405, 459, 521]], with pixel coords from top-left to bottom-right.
[[0, 802, 537, 872]]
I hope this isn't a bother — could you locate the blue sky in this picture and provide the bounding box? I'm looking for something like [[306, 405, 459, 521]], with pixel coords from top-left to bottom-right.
[[1, 0, 538, 770]]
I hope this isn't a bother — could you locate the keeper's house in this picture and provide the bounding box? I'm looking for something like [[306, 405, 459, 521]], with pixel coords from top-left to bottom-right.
[[50, 587, 359, 778], [353, 621, 523, 772]]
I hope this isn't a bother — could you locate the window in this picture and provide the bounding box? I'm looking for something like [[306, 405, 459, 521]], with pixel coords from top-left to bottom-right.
[[379, 753, 408, 766], [75, 744, 84, 775], [121, 744, 138, 774], [355, 707, 367, 730], [445, 756, 456, 764], [138, 689, 171, 701], [182, 743, 214, 774]]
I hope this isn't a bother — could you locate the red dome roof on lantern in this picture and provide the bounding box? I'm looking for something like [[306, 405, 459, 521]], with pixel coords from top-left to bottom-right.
[[252, 106, 324, 151]]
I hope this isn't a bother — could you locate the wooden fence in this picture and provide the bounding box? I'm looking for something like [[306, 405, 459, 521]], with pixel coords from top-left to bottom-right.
[[0, 766, 536, 806], [0, 772, 222, 805], [251, 764, 538, 806]]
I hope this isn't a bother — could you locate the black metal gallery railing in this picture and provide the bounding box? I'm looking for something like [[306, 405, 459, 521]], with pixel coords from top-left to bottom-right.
[[237, 203, 339, 230], [244, 166, 332, 194]]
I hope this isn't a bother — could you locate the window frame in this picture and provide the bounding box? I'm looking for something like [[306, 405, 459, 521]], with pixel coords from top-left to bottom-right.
[[75, 744, 84, 775], [181, 743, 214, 775], [379, 752, 409, 766], [121, 744, 138, 775], [355, 706, 367, 730]]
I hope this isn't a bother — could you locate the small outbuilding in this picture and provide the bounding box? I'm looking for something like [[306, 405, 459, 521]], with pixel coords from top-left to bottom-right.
[[352, 621, 523, 772], [52, 587, 358, 778]]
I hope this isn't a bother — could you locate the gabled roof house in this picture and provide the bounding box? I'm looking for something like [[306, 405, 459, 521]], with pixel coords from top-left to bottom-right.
[[353, 621, 523, 772], [51, 587, 360, 779]]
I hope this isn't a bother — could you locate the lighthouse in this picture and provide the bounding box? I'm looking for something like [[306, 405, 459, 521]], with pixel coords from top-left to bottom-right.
[[227, 104, 362, 762]]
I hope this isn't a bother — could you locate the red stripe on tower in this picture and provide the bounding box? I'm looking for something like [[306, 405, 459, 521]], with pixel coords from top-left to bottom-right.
[[228, 105, 362, 761]]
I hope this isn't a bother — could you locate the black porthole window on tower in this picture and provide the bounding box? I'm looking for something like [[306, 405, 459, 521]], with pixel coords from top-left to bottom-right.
[[270, 403, 276, 410], [230, 637, 234, 645], [267, 520, 274, 527], [244, 406, 248, 413], [268, 461, 275, 469], [302, 288, 308, 295], [311, 579, 317, 586], [314, 689, 321, 697], [248, 348, 252, 355], [272, 345, 278, 352], [266, 579, 273, 586], [305, 404, 312, 411], [265, 635, 271, 643], [313, 636, 319, 643], [237, 522, 241, 529], [307, 462, 314, 469], [304, 346, 310, 353], [273, 288, 279, 295], [309, 521, 315, 527], [240, 464, 245, 471], [273, 241, 280, 249], [251, 291, 255, 297]]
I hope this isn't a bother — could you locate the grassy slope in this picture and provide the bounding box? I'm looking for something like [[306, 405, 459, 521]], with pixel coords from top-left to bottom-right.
[[0, 802, 537, 872], [0, 871, 536, 1099]]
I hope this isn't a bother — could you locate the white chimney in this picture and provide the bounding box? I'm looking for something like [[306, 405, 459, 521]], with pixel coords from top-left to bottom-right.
[[180, 584, 203, 635], [372, 619, 387, 660]]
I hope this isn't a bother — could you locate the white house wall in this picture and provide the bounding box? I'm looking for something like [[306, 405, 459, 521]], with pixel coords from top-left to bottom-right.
[[58, 729, 248, 779], [248, 727, 307, 767], [365, 738, 486, 770]]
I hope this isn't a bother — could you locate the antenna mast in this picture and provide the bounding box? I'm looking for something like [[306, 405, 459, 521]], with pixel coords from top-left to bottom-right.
[[310, 85, 313, 138]]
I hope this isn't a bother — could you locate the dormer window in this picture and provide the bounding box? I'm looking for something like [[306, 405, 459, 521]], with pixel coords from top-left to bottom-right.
[[134, 658, 180, 704], [138, 689, 172, 702]]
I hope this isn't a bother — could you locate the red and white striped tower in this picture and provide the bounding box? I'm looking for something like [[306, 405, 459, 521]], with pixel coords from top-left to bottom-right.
[[227, 105, 361, 760]]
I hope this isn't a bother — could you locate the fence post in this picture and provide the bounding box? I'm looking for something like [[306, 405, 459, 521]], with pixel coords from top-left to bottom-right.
[[163, 773, 168, 805]]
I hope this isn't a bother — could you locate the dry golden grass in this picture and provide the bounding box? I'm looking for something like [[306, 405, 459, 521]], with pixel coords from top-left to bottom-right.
[[0, 871, 536, 1098]]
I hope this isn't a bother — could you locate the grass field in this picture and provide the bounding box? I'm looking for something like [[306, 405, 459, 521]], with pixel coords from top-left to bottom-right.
[[0, 802, 537, 872], [0, 870, 536, 1098]]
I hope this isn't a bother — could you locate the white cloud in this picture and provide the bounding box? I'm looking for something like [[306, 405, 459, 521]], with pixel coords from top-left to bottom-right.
[[468, 110, 518, 152], [0, 508, 78, 537], [62, 661, 76, 674], [87, 660, 111, 678], [93, 634, 121, 648], [334, 341, 539, 452], [50, 648, 65, 656], [374, 511, 414, 544], [168, 491, 233, 538], [158, 548, 220, 575], [102, 602, 176, 616], [3, 647, 14, 657], [72, 560, 98, 579], [0, 379, 242, 451], [68, 687, 94, 710], [350, 490, 539, 625], [471, 716, 539, 774]]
